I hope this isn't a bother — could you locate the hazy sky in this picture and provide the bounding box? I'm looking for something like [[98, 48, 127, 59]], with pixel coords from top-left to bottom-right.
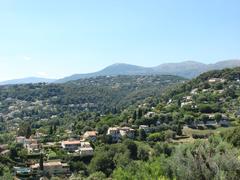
[[0, 0, 240, 81]]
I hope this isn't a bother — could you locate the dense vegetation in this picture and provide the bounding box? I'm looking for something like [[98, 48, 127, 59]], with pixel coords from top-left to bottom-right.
[[1, 68, 240, 179], [0, 75, 183, 123]]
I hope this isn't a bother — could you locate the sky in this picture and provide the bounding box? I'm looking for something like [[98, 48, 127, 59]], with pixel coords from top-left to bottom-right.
[[0, 0, 240, 81]]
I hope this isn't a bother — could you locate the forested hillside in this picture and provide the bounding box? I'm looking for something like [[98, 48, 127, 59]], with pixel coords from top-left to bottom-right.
[[1, 68, 240, 180], [0, 75, 184, 131]]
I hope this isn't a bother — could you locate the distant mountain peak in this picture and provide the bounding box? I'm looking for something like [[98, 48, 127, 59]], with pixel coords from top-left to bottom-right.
[[2, 59, 240, 85]]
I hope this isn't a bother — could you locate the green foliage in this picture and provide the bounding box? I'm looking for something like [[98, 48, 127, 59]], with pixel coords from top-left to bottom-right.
[[17, 122, 32, 138], [223, 127, 240, 147], [89, 146, 116, 176], [147, 132, 166, 142], [112, 158, 168, 180], [87, 171, 106, 180], [139, 129, 147, 141], [154, 143, 173, 157], [124, 140, 138, 160], [0, 133, 14, 144], [70, 161, 88, 174], [168, 139, 240, 180]]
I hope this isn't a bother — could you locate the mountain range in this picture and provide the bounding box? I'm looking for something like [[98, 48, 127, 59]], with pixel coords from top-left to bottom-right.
[[0, 77, 56, 85], [55, 59, 240, 83], [1, 59, 240, 85]]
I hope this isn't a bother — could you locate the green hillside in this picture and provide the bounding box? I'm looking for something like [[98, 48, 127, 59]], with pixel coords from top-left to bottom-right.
[[1, 68, 240, 179]]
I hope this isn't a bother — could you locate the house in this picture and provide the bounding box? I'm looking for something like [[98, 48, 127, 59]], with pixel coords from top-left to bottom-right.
[[20, 138, 41, 153], [107, 127, 120, 142], [181, 101, 193, 107], [139, 125, 150, 133], [75, 141, 94, 156], [80, 141, 91, 148], [24, 139, 38, 148], [79, 147, 94, 157], [61, 140, 81, 152], [119, 127, 135, 139], [107, 126, 136, 141], [16, 136, 26, 144], [208, 78, 225, 83], [31, 161, 70, 176], [191, 88, 198, 95], [83, 131, 98, 141], [144, 112, 156, 118], [202, 89, 210, 93], [183, 96, 192, 101], [26, 143, 41, 154]]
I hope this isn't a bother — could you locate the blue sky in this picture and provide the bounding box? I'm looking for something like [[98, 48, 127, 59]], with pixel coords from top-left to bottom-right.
[[0, 0, 240, 81]]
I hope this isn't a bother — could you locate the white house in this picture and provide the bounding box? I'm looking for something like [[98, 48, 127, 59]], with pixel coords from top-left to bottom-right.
[[119, 127, 135, 138], [78, 147, 94, 156], [16, 136, 26, 144], [107, 127, 120, 142], [61, 140, 81, 152], [139, 125, 150, 133], [208, 78, 225, 83]]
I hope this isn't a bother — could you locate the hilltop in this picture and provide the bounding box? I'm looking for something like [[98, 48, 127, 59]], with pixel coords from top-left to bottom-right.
[[56, 59, 240, 83], [1, 59, 240, 85]]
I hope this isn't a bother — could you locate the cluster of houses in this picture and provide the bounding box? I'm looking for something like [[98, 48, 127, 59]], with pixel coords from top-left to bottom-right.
[[11, 109, 229, 179], [16, 136, 41, 154], [11, 127, 140, 179], [14, 161, 70, 179], [13, 131, 99, 179], [61, 140, 94, 157]]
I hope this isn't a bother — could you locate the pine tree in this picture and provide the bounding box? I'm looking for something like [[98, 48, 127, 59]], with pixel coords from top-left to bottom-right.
[[138, 108, 143, 119], [133, 111, 137, 120]]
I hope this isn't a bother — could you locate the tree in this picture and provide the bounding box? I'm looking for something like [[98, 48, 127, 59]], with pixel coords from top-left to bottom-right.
[[223, 127, 240, 147], [199, 114, 209, 124], [137, 146, 149, 161], [40, 153, 44, 171], [214, 113, 222, 122], [183, 115, 194, 124], [176, 123, 182, 136], [124, 140, 138, 160], [70, 161, 87, 174], [139, 129, 147, 141], [132, 111, 137, 120], [88, 172, 106, 180], [17, 122, 32, 138], [147, 132, 165, 142], [49, 126, 53, 135], [154, 143, 173, 157], [112, 158, 167, 180], [89, 146, 115, 176], [138, 108, 143, 119]]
